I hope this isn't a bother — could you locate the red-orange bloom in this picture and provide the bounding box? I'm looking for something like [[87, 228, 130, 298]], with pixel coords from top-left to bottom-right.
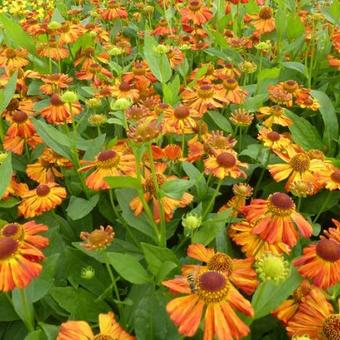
[[286, 288, 339, 339], [256, 105, 292, 127], [0, 47, 29, 71], [162, 269, 253, 339], [179, 0, 213, 26], [80, 226, 115, 251], [181, 244, 258, 295], [293, 226, 340, 289], [18, 183, 67, 218], [250, 6, 276, 35], [242, 192, 312, 247], [79, 149, 136, 191], [57, 311, 135, 340]]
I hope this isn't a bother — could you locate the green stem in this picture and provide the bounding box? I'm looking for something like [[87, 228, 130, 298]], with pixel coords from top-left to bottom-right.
[[19, 289, 34, 332], [297, 196, 302, 211], [312, 191, 332, 224], [104, 254, 121, 312], [253, 149, 271, 197], [147, 143, 167, 247], [202, 179, 222, 220]]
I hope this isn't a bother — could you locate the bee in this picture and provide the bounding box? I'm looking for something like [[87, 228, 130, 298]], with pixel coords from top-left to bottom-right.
[[187, 272, 198, 293]]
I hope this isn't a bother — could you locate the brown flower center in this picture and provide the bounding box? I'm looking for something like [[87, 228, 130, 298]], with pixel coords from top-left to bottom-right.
[[289, 153, 311, 172], [6, 99, 20, 111], [208, 253, 233, 276], [6, 48, 17, 59], [271, 105, 284, 116], [196, 271, 229, 303], [189, 0, 201, 11], [316, 239, 340, 262], [93, 336, 115, 340], [0, 237, 18, 260], [132, 63, 146, 75], [292, 282, 311, 302], [119, 81, 131, 92], [50, 94, 64, 106], [1, 223, 23, 241], [97, 150, 119, 169], [330, 170, 340, 184], [12, 110, 28, 123], [174, 105, 190, 119], [87, 230, 113, 249], [259, 7, 273, 20], [216, 152, 236, 168], [270, 192, 294, 210], [36, 184, 51, 197], [198, 84, 213, 99], [267, 131, 280, 142], [283, 80, 298, 93], [223, 78, 238, 90], [322, 314, 340, 340]]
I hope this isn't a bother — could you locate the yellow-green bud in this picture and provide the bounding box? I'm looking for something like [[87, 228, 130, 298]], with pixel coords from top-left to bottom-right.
[[182, 213, 202, 230], [61, 91, 78, 104], [86, 98, 101, 108], [255, 253, 290, 283], [109, 46, 124, 56], [48, 21, 62, 30], [80, 266, 95, 280], [255, 41, 272, 52], [0, 152, 8, 164], [88, 114, 107, 126], [239, 61, 257, 74], [144, 5, 154, 14], [110, 98, 131, 111], [153, 44, 170, 55]]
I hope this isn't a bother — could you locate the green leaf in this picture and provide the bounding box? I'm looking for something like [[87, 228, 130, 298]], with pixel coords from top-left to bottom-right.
[[24, 330, 45, 340], [0, 153, 12, 200], [252, 267, 303, 319], [0, 14, 36, 54], [162, 75, 180, 105], [141, 243, 179, 277], [321, 1, 340, 25], [11, 289, 34, 329], [182, 162, 207, 201], [244, 94, 268, 112], [116, 189, 155, 239], [160, 179, 193, 199], [50, 287, 110, 321], [31, 118, 73, 160], [286, 14, 305, 40], [206, 110, 233, 133], [0, 294, 19, 321], [282, 62, 307, 77], [285, 110, 324, 150], [107, 252, 151, 284], [66, 195, 99, 220], [0, 71, 18, 114], [144, 33, 172, 83], [105, 176, 142, 191], [311, 90, 338, 155], [26, 254, 60, 302], [39, 323, 59, 340]]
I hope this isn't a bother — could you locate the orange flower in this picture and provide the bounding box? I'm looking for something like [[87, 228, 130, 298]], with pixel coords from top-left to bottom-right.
[[2, 97, 35, 122], [319, 167, 340, 190], [164, 105, 201, 134], [268, 146, 327, 194], [0, 47, 29, 71], [74, 47, 109, 71], [242, 192, 312, 247], [250, 6, 276, 35], [324, 219, 340, 243], [100, 1, 128, 21], [286, 288, 338, 339], [293, 229, 340, 289], [272, 280, 321, 324], [40, 94, 82, 124], [181, 81, 227, 115], [2, 176, 29, 200], [80, 226, 115, 251], [58, 21, 85, 44], [167, 47, 184, 69], [18, 183, 67, 218], [257, 127, 292, 153], [152, 144, 182, 161], [37, 41, 69, 61], [39, 73, 73, 95], [181, 243, 258, 295], [1, 221, 49, 250], [221, 78, 248, 104], [76, 63, 113, 83], [123, 60, 157, 89], [129, 163, 193, 223], [57, 311, 135, 340], [0, 237, 45, 292], [111, 80, 140, 102], [257, 105, 292, 127], [203, 130, 237, 154], [204, 151, 248, 179], [79, 149, 136, 191], [162, 269, 253, 339], [179, 0, 213, 26], [229, 220, 291, 258]]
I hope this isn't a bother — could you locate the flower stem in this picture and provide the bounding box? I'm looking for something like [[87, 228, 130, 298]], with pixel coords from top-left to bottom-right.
[[104, 254, 121, 312], [19, 288, 34, 332], [253, 148, 271, 197], [202, 179, 222, 220], [147, 143, 167, 247]]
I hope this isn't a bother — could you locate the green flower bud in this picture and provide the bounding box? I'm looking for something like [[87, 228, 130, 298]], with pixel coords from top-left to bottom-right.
[[80, 266, 95, 280], [153, 44, 170, 55], [109, 46, 124, 56], [48, 21, 61, 30], [255, 253, 290, 283], [110, 98, 132, 111], [0, 152, 8, 165], [61, 91, 78, 104], [182, 212, 202, 231]]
